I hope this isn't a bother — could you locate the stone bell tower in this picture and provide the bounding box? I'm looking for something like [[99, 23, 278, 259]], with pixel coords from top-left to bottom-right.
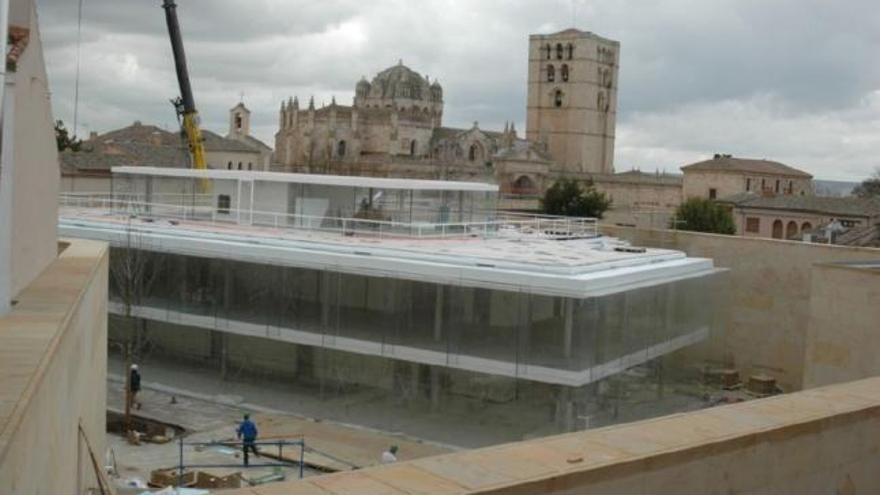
[[228, 101, 251, 137], [526, 28, 619, 174]]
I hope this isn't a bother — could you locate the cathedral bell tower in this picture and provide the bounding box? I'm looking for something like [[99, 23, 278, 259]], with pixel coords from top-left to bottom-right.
[[526, 29, 619, 174]]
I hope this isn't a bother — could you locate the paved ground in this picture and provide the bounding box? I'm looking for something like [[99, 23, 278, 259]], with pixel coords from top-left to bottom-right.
[[107, 355, 454, 490]]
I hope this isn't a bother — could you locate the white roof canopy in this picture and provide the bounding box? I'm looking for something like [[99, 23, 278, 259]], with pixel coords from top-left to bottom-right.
[[112, 166, 499, 193]]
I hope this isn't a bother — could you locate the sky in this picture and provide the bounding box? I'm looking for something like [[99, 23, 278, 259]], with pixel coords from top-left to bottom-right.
[[38, 0, 880, 181]]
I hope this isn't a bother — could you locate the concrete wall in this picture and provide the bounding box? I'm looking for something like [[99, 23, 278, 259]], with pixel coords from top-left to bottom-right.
[[0, 239, 108, 495], [601, 225, 880, 390], [0, 0, 59, 306], [803, 262, 880, 389], [228, 376, 880, 495]]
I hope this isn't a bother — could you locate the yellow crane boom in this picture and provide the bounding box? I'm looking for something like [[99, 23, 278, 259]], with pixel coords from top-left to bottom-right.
[[161, 0, 207, 171]]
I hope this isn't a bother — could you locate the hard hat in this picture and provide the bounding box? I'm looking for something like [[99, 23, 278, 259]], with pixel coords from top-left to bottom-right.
[[131, 364, 138, 370]]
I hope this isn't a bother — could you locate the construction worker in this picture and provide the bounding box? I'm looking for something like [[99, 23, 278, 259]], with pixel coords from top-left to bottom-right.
[[381, 445, 398, 464], [237, 413, 259, 466], [129, 364, 142, 410]]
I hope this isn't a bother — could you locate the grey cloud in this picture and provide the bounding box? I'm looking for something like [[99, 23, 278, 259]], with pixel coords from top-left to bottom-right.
[[37, 0, 880, 180]]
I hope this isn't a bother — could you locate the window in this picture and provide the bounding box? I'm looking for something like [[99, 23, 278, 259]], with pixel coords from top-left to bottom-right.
[[468, 144, 478, 161], [775, 180, 780, 193], [248, 163, 253, 170], [762, 178, 766, 190], [567, 43, 574, 60], [227, 161, 232, 170], [337, 140, 346, 157], [561, 64, 569, 82], [217, 194, 231, 215], [554, 89, 563, 107], [788, 180, 793, 194], [801, 222, 812, 232], [410, 140, 417, 156], [709, 188, 717, 199], [547, 64, 555, 82], [746, 178, 751, 191], [234, 113, 243, 131], [556, 43, 563, 60], [544, 44, 551, 59], [746, 217, 760, 233], [238, 162, 242, 170]]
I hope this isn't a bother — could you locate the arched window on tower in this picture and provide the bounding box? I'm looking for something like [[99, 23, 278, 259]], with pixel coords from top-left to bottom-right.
[[567, 43, 574, 59], [337, 140, 347, 157], [561, 64, 569, 82], [234, 113, 243, 131], [544, 44, 552, 59], [556, 43, 564, 60], [547, 64, 555, 82], [554, 89, 564, 108], [468, 144, 478, 162]]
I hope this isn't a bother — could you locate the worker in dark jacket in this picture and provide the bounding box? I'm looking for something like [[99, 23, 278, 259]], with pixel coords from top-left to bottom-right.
[[236, 413, 259, 466], [129, 364, 142, 410]]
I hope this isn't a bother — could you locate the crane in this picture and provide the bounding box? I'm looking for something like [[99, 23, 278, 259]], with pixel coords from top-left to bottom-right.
[[161, 0, 207, 171]]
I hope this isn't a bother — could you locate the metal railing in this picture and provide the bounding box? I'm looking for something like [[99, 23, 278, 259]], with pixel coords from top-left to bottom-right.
[[59, 193, 598, 240], [177, 438, 305, 485]]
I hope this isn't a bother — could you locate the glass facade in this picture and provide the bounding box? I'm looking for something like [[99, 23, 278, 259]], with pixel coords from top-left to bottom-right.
[[110, 173, 498, 234], [110, 247, 719, 445]]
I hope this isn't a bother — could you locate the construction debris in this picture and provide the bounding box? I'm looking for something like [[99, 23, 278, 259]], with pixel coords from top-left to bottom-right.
[[747, 374, 780, 396]]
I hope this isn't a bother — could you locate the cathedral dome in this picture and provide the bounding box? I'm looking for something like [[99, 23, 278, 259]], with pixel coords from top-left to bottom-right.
[[356, 76, 371, 98], [369, 60, 432, 101]]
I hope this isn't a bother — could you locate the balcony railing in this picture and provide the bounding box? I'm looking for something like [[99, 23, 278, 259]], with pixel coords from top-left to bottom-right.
[[59, 193, 598, 241]]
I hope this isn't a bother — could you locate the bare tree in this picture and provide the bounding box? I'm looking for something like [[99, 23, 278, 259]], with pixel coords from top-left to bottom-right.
[[110, 218, 163, 358]]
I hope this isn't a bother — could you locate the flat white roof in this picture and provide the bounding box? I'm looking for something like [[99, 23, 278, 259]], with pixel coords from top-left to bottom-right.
[[112, 166, 499, 193], [59, 211, 721, 298]]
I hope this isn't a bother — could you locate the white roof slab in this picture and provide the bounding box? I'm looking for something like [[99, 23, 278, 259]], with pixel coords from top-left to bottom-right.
[[59, 210, 720, 298]]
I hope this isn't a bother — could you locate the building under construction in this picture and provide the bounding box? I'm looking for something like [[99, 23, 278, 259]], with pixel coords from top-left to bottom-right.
[[60, 167, 722, 444]]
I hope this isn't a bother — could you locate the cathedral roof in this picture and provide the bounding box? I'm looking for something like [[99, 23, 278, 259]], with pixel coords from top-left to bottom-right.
[[367, 60, 438, 101]]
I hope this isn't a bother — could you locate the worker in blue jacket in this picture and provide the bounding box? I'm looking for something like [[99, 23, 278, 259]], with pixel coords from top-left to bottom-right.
[[236, 413, 259, 466]]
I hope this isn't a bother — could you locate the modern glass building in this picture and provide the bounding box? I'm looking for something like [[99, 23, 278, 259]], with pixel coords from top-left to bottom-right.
[[60, 167, 723, 446]]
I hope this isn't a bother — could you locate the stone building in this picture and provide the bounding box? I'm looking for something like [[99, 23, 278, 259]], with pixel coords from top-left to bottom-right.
[[526, 29, 619, 174], [61, 111, 273, 192], [274, 60, 552, 183], [681, 154, 813, 200], [719, 193, 880, 244], [227, 102, 273, 170]]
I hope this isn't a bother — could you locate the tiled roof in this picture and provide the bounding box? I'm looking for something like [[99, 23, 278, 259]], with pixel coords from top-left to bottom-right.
[[201, 130, 259, 153], [61, 122, 264, 176], [719, 192, 880, 218], [431, 126, 503, 142], [236, 134, 273, 152], [60, 142, 190, 175], [681, 155, 812, 178]]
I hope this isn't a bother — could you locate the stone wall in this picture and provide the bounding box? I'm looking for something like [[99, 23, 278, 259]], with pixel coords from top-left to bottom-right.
[[0, 239, 108, 494], [225, 376, 880, 495], [803, 262, 880, 389], [0, 0, 60, 305], [601, 225, 880, 390]]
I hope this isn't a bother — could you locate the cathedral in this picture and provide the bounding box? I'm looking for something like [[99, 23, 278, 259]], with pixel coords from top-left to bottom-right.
[[274, 29, 620, 196]]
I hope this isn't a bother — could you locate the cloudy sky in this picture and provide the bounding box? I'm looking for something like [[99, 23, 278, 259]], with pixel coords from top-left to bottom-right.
[[39, 0, 880, 180]]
